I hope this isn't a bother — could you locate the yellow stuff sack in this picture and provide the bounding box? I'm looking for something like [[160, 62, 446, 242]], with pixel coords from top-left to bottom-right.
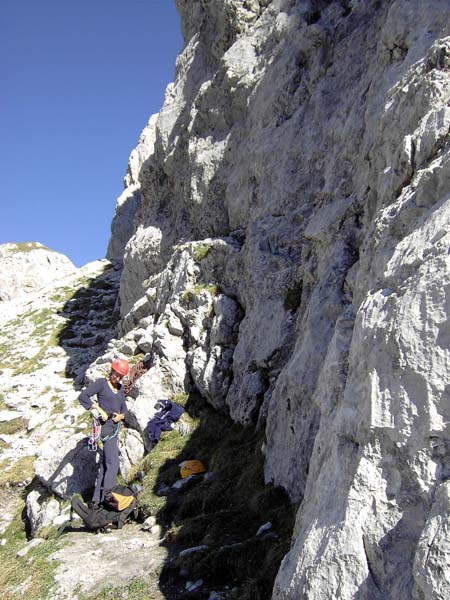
[[103, 485, 135, 511], [180, 460, 206, 479]]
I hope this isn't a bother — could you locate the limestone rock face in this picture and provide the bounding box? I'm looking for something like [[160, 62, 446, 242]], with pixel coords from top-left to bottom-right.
[[105, 0, 450, 598], [0, 242, 76, 301], [106, 115, 159, 262]]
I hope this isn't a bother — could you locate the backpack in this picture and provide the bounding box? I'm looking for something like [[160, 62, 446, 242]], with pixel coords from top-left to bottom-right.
[[65, 485, 138, 534], [103, 484, 136, 511]]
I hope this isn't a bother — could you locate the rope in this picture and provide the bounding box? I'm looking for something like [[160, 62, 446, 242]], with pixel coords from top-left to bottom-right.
[[122, 357, 152, 395], [100, 422, 121, 443]]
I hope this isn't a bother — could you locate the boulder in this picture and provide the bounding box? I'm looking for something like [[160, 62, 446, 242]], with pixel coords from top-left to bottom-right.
[[26, 489, 60, 536], [34, 429, 98, 498], [119, 428, 145, 479]]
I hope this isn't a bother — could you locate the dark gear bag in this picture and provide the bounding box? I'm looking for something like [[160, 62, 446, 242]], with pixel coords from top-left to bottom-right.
[[69, 486, 137, 533]]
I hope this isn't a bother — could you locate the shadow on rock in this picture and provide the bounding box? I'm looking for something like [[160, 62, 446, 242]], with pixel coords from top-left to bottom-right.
[[37, 438, 98, 501], [57, 262, 122, 389], [127, 392, 297, 600]]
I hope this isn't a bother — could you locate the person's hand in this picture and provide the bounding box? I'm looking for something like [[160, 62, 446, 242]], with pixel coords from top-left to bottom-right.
[[112, 413, 124, 423], [92, 402, 108, 422], [99, 408, 109, 422]]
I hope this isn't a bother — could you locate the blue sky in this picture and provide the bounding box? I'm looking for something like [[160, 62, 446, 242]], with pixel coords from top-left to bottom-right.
[[0, 0, 182, 267]]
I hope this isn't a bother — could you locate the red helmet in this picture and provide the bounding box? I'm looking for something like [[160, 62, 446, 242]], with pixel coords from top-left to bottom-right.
[[111, 358, 129, 377]]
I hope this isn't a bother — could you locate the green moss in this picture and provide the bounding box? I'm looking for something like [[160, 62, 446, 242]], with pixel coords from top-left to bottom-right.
[[181, 289, 192, 303], [193, 244, 211, 262]]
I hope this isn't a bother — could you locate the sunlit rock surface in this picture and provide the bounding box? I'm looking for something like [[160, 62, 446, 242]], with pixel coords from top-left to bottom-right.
[[106, 0, 450, 597], [0, 242, 76, 301]]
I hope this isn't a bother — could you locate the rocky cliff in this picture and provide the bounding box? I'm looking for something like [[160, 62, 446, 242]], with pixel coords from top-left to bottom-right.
[[106, 0, 450, 598]]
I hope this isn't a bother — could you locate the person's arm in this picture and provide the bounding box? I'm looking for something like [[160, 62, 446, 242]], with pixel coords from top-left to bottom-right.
[[78, 379, 108, 421]]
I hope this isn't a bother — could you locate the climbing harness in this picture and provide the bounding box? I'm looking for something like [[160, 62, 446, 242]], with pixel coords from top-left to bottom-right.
[[88, 417, 121, 452], [101, 421, 121, 443]]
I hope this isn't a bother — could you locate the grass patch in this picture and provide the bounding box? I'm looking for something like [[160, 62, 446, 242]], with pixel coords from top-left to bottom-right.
[[78, 576, 165, 600], [0, 417, 28, 436], [128, 427, 195, 517], [5, 242, 51, 254], [76, 410, 94, 434], [49, 286, 77, 304], [194, 283, 219, 296], [9, 309, 67, 375], [0, 501, 61, 600], [0, 455, 35, 486], [182, 283, 220, 304], [127, 353, 145, 366], [171, 392, 189, 408], [50, 395, 65, 415], [17, 348, 48, 375]]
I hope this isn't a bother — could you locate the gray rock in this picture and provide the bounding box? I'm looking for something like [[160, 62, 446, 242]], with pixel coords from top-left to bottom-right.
[[119, 428, 145, 479], [179, 545, 209, 558], [256, 522, 273, 536], [186, 580, 203, 592], [34, 430, 98, 498], [26, 489, 60, 536], [2, 0, 450, 598], [142, 516, 157, 531]]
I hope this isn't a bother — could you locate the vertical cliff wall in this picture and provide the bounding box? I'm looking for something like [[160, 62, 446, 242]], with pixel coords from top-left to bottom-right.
[[108, 1, 450, 597]]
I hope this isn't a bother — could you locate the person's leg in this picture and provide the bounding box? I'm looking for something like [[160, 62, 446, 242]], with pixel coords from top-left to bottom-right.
[[101, 438, 120, 500], [91, 450, 105, 504]]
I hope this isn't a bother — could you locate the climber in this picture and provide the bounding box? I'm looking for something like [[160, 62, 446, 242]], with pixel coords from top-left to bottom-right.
[[79, 358, 129, 508]]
